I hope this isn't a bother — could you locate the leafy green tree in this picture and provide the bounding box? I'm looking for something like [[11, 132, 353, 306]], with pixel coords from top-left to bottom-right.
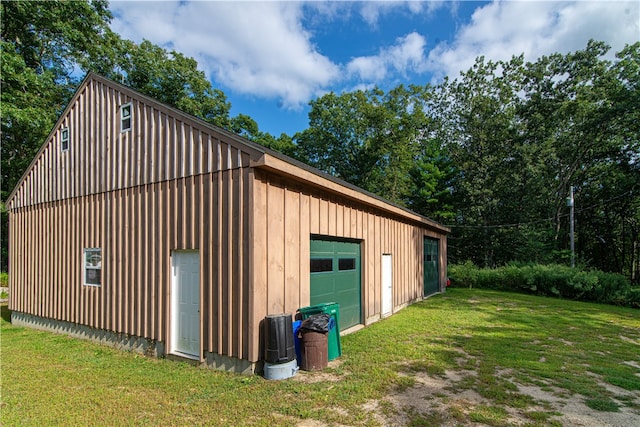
[[108, 39, 233, 129], [518, 41, 639, 276], [1, 0, 116, 199], [1, 0, 117, 270], [294, 85, 443, 207], [406, 132, 457, 223], [572, 42, 640, 281], [432, 55, 530, 265], [434, 40, 639, 281], [295, 90, 385, 188]]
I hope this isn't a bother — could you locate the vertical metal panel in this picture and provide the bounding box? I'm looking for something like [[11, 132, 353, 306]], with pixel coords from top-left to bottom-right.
[[266, 178, 285, 314], [367, 212, 376, 315], [248, 170, 268, 361], [9, 75, 262, 210], [231, 168, 241, 357], [299, 192, 311, 309], [309, 196, 319, 233], [373, 213, 381, 315], [335, 202, 344, 236], [241, 169, 251, 359], [284, 188, 300, 313], [158, 180, 169, 342], [221, 171, 231, 355], [319, 198, 329, 235], [10, 168, 255, 360], [328, 199, 337, 235], [214, 170, 223, 353]]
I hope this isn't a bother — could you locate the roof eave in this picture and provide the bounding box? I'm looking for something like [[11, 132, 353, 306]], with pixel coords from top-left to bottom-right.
[[251, 153, 450, 234]]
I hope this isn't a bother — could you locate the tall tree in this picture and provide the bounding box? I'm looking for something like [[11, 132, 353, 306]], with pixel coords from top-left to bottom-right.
[[1, 0, 118, 270], [108, 39, 233, 130], [1, 0, 117, 201], [433, 40, 640, 280], [432, 55, 531, 265], [294, 85, 441, 206]]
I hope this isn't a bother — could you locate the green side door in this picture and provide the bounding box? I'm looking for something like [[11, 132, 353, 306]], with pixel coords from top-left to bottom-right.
[[310, 239, 361, 330], [424, 237, 439, 296]]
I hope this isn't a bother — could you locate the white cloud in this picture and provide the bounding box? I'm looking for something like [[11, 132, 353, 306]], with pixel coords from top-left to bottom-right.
[[359, 0, 447, 27], [108, 1, 639, 113], [110, 1, 340, 108], [427, 0, 640, 81], [389, 32, 428, 72], [347, 55, 388, 81], [347, 32, 428, 81]]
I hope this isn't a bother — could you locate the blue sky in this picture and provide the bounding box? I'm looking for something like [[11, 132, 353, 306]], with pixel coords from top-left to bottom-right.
[[109, 1, 639, 137]]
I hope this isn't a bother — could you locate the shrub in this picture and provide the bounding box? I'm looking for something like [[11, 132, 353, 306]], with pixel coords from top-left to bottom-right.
[[0, 272, 7, 287], [448, 263, 636, 307]]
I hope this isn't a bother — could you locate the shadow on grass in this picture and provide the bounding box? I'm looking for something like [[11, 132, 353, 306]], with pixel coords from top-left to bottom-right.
[[1, 304, 12, 323]]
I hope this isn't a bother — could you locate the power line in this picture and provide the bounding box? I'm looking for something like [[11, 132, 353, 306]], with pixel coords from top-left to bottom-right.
[[443, 189, 636, 230]]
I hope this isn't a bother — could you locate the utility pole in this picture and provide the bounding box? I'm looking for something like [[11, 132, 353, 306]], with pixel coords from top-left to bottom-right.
[[567, 186, 575, 268]]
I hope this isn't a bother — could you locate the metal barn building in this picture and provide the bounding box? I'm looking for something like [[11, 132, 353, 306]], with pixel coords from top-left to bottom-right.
[[7, 73, 449, 373]]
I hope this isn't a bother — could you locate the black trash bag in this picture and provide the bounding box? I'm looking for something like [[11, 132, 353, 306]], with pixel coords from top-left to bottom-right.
[[300, 313, 332, 333]]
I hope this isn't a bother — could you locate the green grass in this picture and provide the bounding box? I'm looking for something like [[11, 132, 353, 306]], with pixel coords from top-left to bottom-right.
[[1, 289, 639, 426]]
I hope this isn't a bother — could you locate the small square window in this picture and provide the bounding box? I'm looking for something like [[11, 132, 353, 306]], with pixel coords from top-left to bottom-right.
[[61, 127, 69, 151], [84, 248, 102, 286], [121, 103, 132, 132]]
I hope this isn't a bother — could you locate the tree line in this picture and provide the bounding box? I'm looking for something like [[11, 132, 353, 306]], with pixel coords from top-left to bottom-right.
[[2, 1, 639, 283]]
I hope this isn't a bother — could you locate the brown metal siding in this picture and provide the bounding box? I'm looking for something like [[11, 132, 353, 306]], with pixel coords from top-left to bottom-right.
[[8, 75, 258, 362], [248, 170, 448, 361], [8, 76, 261, 210], [9, 169, 251, 360]]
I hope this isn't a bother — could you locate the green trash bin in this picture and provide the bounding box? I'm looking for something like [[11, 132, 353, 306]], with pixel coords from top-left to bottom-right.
[[298, 303, 342, 361]]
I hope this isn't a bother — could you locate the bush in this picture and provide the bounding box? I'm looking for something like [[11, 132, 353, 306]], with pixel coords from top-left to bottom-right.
[[0, 272, 7, 287], [448, 263, 636, 307]]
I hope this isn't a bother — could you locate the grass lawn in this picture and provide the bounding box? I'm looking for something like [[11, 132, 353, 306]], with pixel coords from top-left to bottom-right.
[[1, 289, 639, 426]]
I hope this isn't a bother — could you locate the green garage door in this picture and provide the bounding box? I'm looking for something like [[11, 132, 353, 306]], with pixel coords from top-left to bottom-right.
[[310, 239, 361, 330], [424, 237, 439, 296]]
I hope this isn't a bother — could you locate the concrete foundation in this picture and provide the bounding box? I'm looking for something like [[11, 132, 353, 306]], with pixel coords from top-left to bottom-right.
[[11, 311, 257, 375]]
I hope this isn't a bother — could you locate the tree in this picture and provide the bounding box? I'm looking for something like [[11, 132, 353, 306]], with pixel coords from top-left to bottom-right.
[[432, 40, 640, 281], [406, 136, 457, 223], [432, 55, 531, 266], [294, 85, 440, 206], [1, 0, 118, 270], [1, 0, 117, 200], [108, 39, 234, 130]]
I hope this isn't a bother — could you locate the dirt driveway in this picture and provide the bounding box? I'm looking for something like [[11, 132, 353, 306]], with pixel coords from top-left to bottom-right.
[[295, 359, 640, 426]]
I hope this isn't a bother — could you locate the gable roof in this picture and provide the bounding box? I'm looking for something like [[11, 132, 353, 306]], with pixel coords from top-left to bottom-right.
[[7, 72, 448, 233]]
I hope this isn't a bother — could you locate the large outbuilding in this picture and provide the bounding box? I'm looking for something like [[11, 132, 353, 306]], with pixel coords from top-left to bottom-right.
[[7, 73, 449, 373]]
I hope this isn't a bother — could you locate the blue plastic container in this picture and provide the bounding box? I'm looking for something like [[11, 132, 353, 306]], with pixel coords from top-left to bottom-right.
[[293, 320, 302, 364]]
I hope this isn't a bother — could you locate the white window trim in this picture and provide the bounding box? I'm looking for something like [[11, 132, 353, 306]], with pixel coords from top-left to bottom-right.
[[120, 102, 132, 133], [61, 127, 70, 151], [83, 248, 102, 287]]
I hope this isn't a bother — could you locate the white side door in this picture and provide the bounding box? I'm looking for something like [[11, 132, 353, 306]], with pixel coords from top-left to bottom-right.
[[382, 254, 393, 317], [171, 250, 200, 358]]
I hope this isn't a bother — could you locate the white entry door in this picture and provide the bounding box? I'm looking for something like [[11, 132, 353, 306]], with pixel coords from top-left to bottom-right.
[[382, 254, 393, 317], [171, 250, 200, 358]]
